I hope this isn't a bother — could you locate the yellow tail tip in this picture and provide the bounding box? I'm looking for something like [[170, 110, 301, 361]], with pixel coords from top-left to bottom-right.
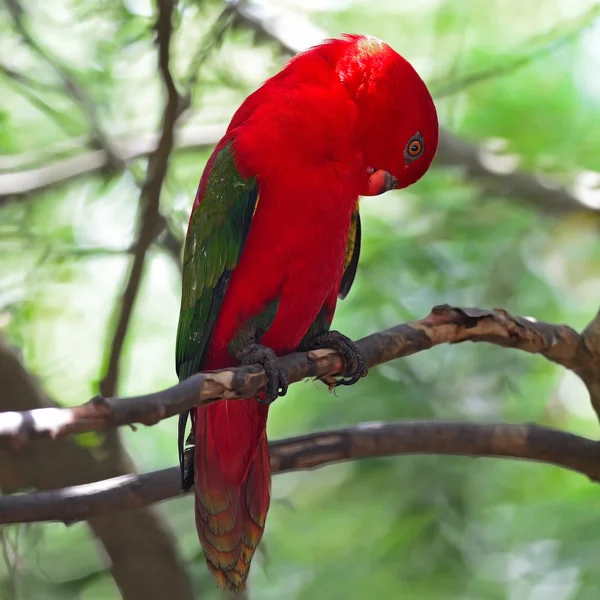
[[208, 561, 248, 595]]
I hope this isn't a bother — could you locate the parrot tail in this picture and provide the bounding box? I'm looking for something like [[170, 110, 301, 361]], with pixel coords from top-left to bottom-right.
[[193, 403, 271, 594]]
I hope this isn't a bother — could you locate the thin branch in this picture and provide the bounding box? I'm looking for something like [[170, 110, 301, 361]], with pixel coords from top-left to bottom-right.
[[0, 135, 88, 171], [230, 0, 600, 216], [0, 61, 62, 93], [0, 120, 592, 220], [3, 0, 119, 162], [1, 420, 600, 525], [431, 4, 600, 98], [232, 0, 599, 101], [82, 10, 196, 594], [1, 6, 596, 217], [0, 148, 109, 202], [0, 125, 222, 202], [2, 304, 600, 445], [99, 0, 185, 397], [0, 528, 18, 597], [182, 4, 237, 92], [149, 2, 239, 271], [0, 64, 79, 136]]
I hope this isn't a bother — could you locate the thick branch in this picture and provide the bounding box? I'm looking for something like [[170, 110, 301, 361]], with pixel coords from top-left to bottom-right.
[[2, 3, 195, 596], [1, 420, 600, 525], [2, 304, 598, 445], [99, 0, 185, 397], [433, 129, 592, 215], [0, 338, 194, 600]]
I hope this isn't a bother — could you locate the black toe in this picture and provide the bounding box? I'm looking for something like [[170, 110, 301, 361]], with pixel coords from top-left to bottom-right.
[[306, 330, 367, 386], [237, 343, 288, 404]]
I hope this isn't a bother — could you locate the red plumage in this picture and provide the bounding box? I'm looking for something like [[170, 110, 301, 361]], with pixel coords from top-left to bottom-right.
[[177, 34, 438, 592]]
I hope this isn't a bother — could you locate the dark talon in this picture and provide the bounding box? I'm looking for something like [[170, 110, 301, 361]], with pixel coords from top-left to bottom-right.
[[305, 330, 367, 386], [236, 343, 288, 404]]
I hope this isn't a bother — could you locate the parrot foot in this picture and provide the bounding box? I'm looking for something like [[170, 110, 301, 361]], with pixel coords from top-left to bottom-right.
[[306, 330, 368, 387], [237, 343, 289, 404]]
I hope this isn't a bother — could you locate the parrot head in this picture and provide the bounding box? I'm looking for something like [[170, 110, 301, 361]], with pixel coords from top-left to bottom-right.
[[334, 35, 439, 196]]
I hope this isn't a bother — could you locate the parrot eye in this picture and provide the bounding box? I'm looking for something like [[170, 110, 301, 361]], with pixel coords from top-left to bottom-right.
[[404, 132, 424, 163]]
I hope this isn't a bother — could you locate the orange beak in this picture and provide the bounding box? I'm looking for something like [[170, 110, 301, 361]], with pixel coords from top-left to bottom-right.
[[363, 169, 399, 196]]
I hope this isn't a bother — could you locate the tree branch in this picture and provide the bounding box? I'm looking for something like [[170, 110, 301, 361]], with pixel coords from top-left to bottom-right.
[[0, 120, 591, 219], [99, 0, 186, 397], [182, 4, 237, 92], [431, 4, 600, 98], [0, 61, 62, 94], [1, 3, 195, 596], [0, 64, 79, 137], [1, 420, 600, 525], [0, 125, 222, 201], [2, 304, 599, 445], [1, 8, 595, 217], [433, 129, 594, 215], [3, 0, 120, 162], [231, 0, 600, 216], [0, 338, 194, 600]]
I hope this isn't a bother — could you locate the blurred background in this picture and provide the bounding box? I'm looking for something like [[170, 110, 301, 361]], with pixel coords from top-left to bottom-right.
[[2, 0, 600, 598]]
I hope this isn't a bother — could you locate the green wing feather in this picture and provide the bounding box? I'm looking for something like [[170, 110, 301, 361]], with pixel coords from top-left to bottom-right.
[[339, 207, 361, 300], [175, 140, 258, 490]]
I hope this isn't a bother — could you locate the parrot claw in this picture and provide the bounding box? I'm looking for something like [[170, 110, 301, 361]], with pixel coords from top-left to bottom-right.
[[237, 343, 289, 404], [306, 330, 368, 387]]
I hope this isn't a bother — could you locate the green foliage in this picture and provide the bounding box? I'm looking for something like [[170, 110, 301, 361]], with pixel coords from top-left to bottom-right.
[[2, 0, 600, 599]]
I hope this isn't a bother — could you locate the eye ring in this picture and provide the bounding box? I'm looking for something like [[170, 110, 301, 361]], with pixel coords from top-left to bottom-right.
[[404, 132, 424, 163], [408, 140, 422, 156]]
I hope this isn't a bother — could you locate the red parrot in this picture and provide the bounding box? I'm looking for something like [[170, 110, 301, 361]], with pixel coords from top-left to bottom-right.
[[176, 34, 438, 592]]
